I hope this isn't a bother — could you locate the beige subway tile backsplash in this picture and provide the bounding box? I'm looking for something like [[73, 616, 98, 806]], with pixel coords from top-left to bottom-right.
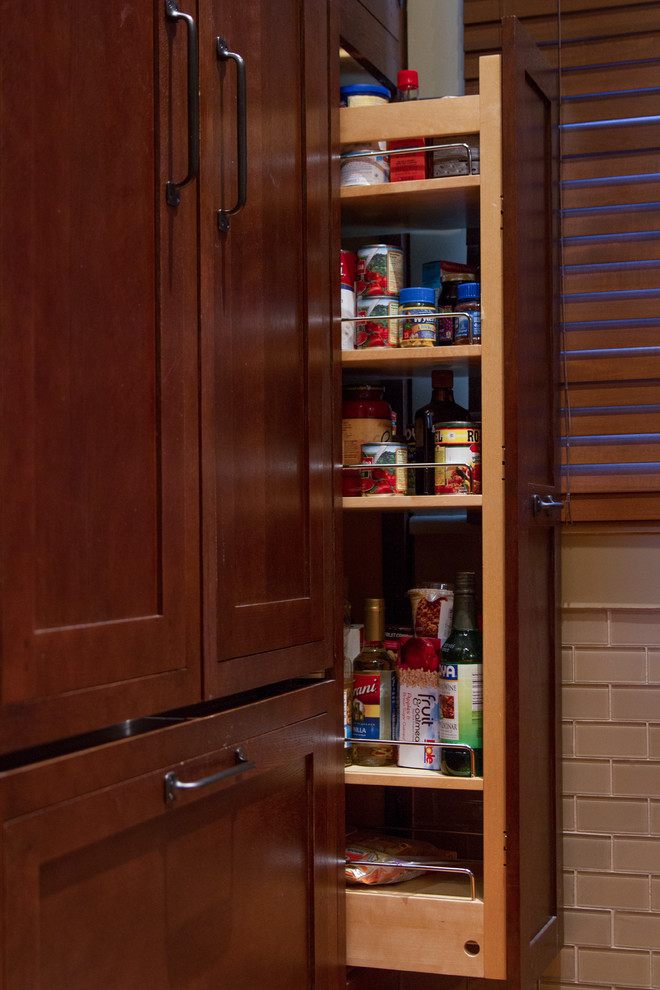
[[611, 684, 660, 720], [577, 872, 650, 910], [612, 760, 660, 797], [562, 759, 611, 796], [578, 946, 651, 987], [563, 834, 612, 871], [649, 649, 660, 683], [650, 725, 660, 758], [576, 797, 649, 835], [613, 911, 660, 950], [563, 684, 610, 720], [575, 721, 648, 759], [610, 610, 660, 647], [562, 610, 609, 646], [573, 648, 647, 684], [613, 836, 660, 873], [564, 908, 612, 947]]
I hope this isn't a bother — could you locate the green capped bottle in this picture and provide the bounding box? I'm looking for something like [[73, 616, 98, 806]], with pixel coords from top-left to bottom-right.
[[439, 572, 483, 776]]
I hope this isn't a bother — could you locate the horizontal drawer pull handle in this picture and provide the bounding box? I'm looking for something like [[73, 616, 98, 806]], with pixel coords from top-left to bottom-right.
[[164, 747, 255, 803]]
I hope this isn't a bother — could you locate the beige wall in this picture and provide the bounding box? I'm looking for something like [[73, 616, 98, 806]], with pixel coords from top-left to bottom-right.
[[541, 524, 660, 990]]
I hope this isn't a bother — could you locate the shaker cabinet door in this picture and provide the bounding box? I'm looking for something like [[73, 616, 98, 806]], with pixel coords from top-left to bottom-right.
[[501, 17, 563, 987], [1, 693, 340, 990], [0, 0, 201, 750], [199, 0, 336, 695]]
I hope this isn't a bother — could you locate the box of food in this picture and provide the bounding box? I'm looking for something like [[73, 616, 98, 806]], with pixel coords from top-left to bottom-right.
[[397, 636, 442, 770]]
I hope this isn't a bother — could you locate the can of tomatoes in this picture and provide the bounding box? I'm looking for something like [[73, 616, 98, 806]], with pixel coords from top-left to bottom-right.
[[360, 440, 408, 495], [356, 296, 399, 348], [357, 244, 404, 298], [434, 422, 481, 494]]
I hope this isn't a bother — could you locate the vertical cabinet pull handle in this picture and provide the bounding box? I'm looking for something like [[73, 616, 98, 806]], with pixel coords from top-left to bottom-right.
[[165, 0, 200, 206], [164, 747, 255, 803], [216, 37, 247, 232]]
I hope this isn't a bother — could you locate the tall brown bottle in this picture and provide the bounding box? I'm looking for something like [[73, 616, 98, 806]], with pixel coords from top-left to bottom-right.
[[414, 370, 470, 494], [351, 598, 397, 766]]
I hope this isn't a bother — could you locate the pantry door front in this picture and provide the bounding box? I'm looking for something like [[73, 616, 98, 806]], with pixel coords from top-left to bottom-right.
[[199, 0, 336, 695], [501, 16, 563, 990]]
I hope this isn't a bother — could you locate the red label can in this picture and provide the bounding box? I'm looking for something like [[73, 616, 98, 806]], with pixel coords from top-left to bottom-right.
[[434, 423, 481, 494]]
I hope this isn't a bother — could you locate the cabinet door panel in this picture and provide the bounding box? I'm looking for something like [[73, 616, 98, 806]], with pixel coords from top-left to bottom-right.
[[0, 0, 201, 748], [200, 0, 334, 677], [2, 709, 339, 989], [501, 17, 563, 988]]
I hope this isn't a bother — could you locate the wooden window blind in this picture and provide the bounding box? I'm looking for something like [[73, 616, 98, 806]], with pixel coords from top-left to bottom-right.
[[464, 0, 660, 522]]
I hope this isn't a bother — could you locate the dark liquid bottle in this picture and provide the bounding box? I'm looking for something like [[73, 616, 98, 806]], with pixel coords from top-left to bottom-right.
[[414, 370, 469, 495], [439, 572, 483, 776]]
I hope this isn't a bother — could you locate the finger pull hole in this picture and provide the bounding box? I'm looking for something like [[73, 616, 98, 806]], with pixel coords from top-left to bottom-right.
[[464, 940, 481, 956]]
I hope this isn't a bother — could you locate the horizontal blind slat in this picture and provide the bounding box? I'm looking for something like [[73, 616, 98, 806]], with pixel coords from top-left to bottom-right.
[[562, 411, 660, 434], [564, 354, 660, 382], [563, 265, 660, 293], [562, 444, 660, 464], [563, 327, 660, 350], [563, 383, 660, 407]]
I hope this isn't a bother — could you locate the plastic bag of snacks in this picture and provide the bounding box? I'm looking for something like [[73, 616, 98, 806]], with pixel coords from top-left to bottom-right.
[[345, 832, 456, 885]]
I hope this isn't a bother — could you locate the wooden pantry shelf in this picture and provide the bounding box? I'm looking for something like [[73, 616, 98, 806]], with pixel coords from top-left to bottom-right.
[[339, 96, 480, 145], [342, 495, 482, 511], [345, 764, 483, 789], [340, 175, 480, 233], [341, 344, 481, 376]]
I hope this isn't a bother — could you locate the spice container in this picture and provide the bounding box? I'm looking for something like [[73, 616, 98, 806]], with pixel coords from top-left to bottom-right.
[[432, 137, 480, 176], [399, 287, 437, 347], [340, 83, 391, 107], [342, 385, 393, 496], [454, 282, 481, 343], [388, 70, 427, 182]]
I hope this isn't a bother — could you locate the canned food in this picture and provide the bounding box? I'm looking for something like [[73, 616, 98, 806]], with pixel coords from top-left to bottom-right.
[[357, 244, 404, 298], [341, 144, 389, 187], [356, 296, 399, 348], [434, 422, 481, 494], [341, 285, 356, 350], [360, 441, 408, 496], [341, 249, 356, 289]]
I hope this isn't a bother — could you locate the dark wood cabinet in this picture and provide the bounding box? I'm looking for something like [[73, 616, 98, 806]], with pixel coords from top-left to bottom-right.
[[0, 683, 343, 990], [0, 0, 202, 751], [0, 0, 337, 750]]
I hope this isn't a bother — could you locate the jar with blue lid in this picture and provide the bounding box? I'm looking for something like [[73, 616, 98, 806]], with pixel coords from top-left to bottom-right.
[[340, 83, 391, 107], [399, 286, 438, 348], [454, 282, 481, 344]]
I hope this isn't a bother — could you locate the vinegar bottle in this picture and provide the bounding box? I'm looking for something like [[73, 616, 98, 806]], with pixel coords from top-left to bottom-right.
[[351, 598, 397, 766]]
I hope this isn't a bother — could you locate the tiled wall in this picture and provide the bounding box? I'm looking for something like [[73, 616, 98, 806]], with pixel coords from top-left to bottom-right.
[[541, 528, 660, 990]]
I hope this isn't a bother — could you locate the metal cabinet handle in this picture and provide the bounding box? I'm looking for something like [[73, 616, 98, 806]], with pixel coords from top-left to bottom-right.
[[216, 37, 247, 232], [164, 747, 255, 803], [532, 493, 565, 516], [165, 0, 200, 206]]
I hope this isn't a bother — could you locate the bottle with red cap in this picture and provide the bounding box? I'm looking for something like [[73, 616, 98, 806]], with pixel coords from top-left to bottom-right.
[[388, 70, 427, 181]]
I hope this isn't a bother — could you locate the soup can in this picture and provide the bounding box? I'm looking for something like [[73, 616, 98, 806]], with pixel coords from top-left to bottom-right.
[[357, 244, 404, 297], [434, 422, 481, 494], [356, 296, 399, 348], [360, 440, 408, 495]]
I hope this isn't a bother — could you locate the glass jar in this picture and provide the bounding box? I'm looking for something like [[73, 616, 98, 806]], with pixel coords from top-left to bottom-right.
[[342, 385, 392, 496]]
